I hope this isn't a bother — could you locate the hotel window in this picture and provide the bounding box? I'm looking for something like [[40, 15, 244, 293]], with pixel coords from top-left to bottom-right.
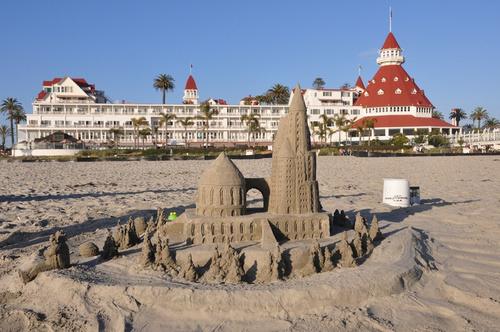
[[351, 109, 360, 115], [323, 91, 332, 97], [374, 129, 385, 136], [29, 120, 38, 125], [310, 109, 320, 115], [325, 109, 334, 115]]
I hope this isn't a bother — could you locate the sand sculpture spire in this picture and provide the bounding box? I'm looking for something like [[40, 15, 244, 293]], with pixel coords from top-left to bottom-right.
[[268, 85, 320, 214]]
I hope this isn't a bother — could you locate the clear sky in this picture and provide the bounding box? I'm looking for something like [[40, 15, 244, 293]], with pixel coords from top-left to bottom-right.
[[1, 0, 499, 134]]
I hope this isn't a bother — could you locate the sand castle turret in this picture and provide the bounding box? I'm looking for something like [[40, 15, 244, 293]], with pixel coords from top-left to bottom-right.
[[268, 85, 320, 214], [196, 152, 246, 217]]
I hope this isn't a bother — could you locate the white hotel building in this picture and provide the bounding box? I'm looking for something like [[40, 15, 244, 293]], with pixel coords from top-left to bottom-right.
[[19, 31, 458, 147]]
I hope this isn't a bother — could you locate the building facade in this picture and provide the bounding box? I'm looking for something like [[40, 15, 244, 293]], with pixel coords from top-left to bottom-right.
[[19, 31, 457, 147]]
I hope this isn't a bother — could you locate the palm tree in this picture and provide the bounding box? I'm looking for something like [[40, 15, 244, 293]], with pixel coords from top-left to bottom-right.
[[484, 117, 499, 129], [342, 117, 357, 146], [109, 127, 124, 148], [153, 74, 175, 104], [138, 127, 151, 149], [131, 117, 148, 149], [249, 121, 265, 147], [432, 110, 444, 120], [240, 113, 261, 146], [159, 112, 176, 149], [267, 84, 290, 104], [1, 97, 23, 146], [314, 125, 328, 146], [449, 108, 467, 126], [151, 125, 159, 147], [9, 107, 26, 144], [108, 127, 124, 148], [470, 107, 489, 129], [0, 125, 10, 150], [198, 101, 219, 148], [356, 124, 365, 145], [312, 78, 325, 89], [332, 114, 347, 146], [178, 117, 194, 147], [362, 118, 377, 146]]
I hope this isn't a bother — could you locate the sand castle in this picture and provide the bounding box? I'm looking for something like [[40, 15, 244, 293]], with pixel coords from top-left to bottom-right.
[[159, 85, 330, 247]]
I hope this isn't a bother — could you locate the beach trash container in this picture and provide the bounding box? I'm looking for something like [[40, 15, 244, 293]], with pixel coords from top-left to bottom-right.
[[383, 178, 410, 207], [410, 186, 420, 205]]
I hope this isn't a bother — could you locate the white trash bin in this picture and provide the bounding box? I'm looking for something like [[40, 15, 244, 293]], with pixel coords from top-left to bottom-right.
[[383, 178, 410, 207]]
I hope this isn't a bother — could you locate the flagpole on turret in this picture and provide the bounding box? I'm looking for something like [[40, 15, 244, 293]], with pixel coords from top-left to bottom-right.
[[389, 6, 393, 32]]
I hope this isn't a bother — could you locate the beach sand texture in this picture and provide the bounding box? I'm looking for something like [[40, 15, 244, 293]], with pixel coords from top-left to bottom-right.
[[0, 156, 499, 331]]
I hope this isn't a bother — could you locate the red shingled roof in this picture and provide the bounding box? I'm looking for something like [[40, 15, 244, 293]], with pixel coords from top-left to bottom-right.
[[36, 91, 48, 100], [352, 115, 456, 129], [185, 75, 198, 90], [381, 32, 401, 49], [354, 65, 433, 108], [355, 76, 365, 90]]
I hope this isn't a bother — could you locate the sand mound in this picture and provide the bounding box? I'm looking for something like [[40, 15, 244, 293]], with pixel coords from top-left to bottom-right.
[[0, 227, 431, 331]]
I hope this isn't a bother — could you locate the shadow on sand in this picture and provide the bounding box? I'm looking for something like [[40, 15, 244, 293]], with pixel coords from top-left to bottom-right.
[[0, 187, 196, 203], [0, 203, 196, 250], [345, 198, 479, 224]]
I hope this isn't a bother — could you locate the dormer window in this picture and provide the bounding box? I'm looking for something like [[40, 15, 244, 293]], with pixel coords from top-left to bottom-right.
[[395, 88, 402, 94], [394, 77, 399, 82], [405, 77, 409, 82], [371, 80, 375, 84], [411, 89, 417, 94], [377, 89, 384, 95], [364, 91, 369, 97], [381, 77, 386, 82]]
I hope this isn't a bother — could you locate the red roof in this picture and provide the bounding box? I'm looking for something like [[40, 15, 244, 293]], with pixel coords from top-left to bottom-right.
[[42, 77, 92, 89], [354, 65, 433, 108], [185, 75, 198, 90], [352, 115, 456, 129], [36, 91, 48, 100], [381, 32, 401, 49], [355, 76, 365, 90]]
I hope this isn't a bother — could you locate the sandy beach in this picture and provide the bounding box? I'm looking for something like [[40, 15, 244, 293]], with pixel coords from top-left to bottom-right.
[[1, 156, 499, 331]]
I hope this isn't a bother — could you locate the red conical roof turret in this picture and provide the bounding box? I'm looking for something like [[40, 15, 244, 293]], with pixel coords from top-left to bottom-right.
[[185, 75, 198, 90], [355, 76, 365, 90], [381, 32, 401, 49]]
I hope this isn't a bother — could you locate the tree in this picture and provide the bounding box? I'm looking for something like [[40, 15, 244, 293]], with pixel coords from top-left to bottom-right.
[[9, 106, 26, 144], [159, 112, 176, 149], [312, 77, 325, 89], [0, 125, 10, 150], [240, 113, 261, 146], [428, 133, 449, 147], [449, 108, 467, 126], [413, 129, 428, 145], [177, 117, 194, 147], [131, 117, 148, 149], [1, 97, 23, 147], [390, 133, 409, 148], [470, 107, 489, 129], [356, 123, 365, 145], [340, 83, 351, 89], [153, 74, 175, 104], [432, 110, 444, 120], [342, 117, 357, 146], [267, 84, 290, 104], [254, 94, 273, 105], [332, 114, 347, 146], [248, 120, 265, 147], [198, 101, 219, 148], [138, 127, 151, 150], [151, 125, 159, 146], [362, 118, 377, 146], [108, 127, 124, 148], [484, 117, 499, 129]]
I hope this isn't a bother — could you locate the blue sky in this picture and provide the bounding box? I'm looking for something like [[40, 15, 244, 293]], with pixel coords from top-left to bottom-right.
[[1, 0, 499, 132]]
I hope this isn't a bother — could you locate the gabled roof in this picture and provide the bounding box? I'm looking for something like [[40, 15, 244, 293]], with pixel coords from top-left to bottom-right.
[[355, 76, 365, 90], [381, 32, 401, 49], [354, 65, 433, 108], [351, 115, 457, 129], [185, 75, 198, 90]]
